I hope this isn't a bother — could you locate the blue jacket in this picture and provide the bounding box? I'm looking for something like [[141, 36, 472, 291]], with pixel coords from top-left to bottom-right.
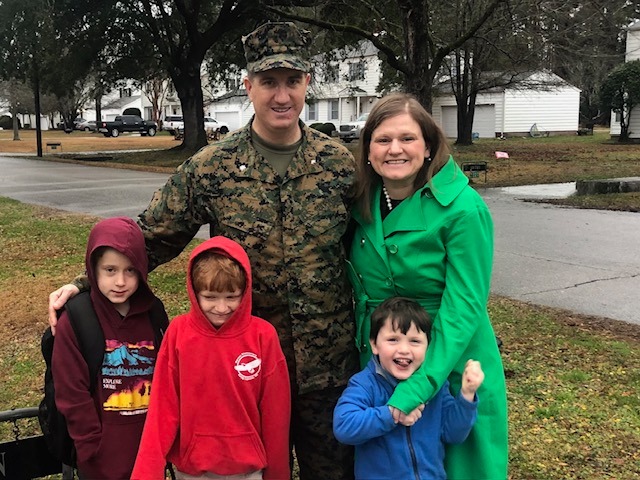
[[333, 357, 478, 480]]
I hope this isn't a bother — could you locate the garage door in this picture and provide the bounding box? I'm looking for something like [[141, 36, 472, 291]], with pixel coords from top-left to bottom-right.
[[441, 105, 495, 138], [215, 112, 241, 132]]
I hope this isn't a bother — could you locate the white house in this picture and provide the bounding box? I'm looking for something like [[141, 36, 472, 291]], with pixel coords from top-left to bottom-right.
[[431, 71, 581, 138], [207, 40, 581, 139], [609, 20, 640, 140]]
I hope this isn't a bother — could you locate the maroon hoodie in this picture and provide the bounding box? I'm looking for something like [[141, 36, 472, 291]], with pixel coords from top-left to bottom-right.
[[52, 217, 160, 480]]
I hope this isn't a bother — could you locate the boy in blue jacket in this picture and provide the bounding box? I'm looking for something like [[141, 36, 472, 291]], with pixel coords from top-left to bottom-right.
[[333, 297, 484, 480]]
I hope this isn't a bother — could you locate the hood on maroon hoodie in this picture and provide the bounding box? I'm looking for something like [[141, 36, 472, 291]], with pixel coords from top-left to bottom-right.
[[186, 236, 253, 333], [85, 217, 153, 317]]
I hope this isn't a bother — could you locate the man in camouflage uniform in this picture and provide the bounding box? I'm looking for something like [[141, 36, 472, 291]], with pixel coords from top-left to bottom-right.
[[49, 22, 358, 479]]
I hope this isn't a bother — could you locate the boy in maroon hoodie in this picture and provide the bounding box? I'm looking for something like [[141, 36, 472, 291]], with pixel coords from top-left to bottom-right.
[[132, 236, 290, 480], [52, 217, 166, 480]]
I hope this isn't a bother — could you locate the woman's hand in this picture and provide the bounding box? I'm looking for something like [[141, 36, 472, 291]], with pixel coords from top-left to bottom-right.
[[389, 404, 425, 426]]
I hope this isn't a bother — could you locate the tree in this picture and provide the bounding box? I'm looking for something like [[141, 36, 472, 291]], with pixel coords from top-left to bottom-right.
[[267, 0, 507, 112], [600, 59, 640, 142]]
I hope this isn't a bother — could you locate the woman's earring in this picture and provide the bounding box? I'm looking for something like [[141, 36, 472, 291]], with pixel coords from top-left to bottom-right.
[[425, 157, 432, 163], [367, 161, 371, 165]]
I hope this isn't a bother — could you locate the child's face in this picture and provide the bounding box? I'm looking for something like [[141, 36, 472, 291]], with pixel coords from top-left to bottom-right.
[[370, 317, 428, 381], [95, 248, 139, 315], [197, 288, 243, 328]]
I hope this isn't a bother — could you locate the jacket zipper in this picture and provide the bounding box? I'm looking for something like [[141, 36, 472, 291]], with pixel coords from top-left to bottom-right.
[[406, 426, 421, 480]]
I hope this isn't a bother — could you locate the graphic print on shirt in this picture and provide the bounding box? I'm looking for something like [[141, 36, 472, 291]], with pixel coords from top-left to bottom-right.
[[234, 352, 261, 381], [101, 339, 156, 415]]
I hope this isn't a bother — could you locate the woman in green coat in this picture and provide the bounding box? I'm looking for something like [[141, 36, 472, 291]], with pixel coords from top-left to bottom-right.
[[346, 93, 508, 479]]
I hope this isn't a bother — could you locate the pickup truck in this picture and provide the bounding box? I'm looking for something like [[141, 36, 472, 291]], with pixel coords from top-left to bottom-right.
[[98, 115, 158, 137]]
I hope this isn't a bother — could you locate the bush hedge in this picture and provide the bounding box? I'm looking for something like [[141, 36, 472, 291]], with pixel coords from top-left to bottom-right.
[[0, 115, 20, 130]]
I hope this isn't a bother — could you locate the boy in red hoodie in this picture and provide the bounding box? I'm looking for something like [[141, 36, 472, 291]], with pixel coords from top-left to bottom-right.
[[132, 236, 291, 480], [52, 217, 167, 479]]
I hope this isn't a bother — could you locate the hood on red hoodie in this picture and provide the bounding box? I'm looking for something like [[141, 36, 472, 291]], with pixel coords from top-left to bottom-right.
[[186, 236, 253, 333], [85, 217, 152, 316]]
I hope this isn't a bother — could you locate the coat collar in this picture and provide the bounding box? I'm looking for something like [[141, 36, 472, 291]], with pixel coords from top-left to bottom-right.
[[352, 157, 469, 261]]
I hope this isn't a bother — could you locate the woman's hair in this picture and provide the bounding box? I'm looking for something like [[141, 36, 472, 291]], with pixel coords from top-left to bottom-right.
[[191, 251, 246, 294], [369, 297, 432, 342], [352, 92, 450, 222]]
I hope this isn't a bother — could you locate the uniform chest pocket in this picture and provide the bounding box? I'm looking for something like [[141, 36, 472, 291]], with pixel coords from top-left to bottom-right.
[[297, 198, 348, 237], [215, 210, 275, 246]]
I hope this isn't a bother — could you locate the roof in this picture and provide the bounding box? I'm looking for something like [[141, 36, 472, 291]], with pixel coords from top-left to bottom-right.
[[102, 95, 141, 110]]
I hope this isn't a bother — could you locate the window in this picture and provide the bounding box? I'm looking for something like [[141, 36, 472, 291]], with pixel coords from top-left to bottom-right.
[[225, 76, 242, 91], [307, 102, 317, 121], [348, 62, 365, 81], [330, 100, 339, 120], [119, 87, 133, 98], [324, 65, 339, 83]]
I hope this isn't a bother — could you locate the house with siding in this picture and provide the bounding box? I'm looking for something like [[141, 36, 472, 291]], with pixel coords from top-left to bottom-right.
[[609, 20, 640, 140], [205, 40, 580, 139], [431, 71, 581, 138]]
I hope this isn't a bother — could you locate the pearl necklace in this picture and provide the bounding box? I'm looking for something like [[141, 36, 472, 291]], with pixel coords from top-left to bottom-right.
[[382, 185, 394, 211]]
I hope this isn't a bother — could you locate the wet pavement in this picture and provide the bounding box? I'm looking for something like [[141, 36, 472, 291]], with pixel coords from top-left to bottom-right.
[[1, 156, 639, 325]]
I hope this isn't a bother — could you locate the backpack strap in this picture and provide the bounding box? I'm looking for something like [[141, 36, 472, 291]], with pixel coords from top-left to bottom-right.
[[149, 297, 169, 349], [65, 291, 105, 393]]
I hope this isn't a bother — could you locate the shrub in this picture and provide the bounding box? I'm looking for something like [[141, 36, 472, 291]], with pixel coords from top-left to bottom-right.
[[123, 108, 142, 117], [0, 115, 20, 129], [309, 122, 336, 136]]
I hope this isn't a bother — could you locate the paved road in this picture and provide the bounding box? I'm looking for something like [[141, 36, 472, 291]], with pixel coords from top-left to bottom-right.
[[2, 155, 639, 325]]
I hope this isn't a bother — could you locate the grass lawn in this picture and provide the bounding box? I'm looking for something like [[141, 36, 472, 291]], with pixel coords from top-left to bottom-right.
[[1, 128, 640, 478]]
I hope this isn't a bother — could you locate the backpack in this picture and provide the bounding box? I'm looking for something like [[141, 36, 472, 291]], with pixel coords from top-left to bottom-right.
[[38, 291, 169, 469]]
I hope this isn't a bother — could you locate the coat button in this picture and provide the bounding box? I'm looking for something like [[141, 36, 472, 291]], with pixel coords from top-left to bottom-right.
[[385, 278, 393, 287], [387, 244, 398, 254]]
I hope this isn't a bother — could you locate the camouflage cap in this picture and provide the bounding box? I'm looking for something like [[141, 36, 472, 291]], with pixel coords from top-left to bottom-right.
[[242, 22, 312, 74]]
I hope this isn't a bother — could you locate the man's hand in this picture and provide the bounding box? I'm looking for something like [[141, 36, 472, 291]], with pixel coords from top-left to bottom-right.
[[389, 404, 425, 426], [48, 284, 80, 334], [461, 359, 485, 402]]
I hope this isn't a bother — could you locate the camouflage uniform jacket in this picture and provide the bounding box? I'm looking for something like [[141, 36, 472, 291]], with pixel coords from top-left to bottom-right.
[[137, 120, 359, 394]]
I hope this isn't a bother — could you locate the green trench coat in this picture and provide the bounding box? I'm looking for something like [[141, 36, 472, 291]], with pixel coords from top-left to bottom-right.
[[347, 157, 508, 480]]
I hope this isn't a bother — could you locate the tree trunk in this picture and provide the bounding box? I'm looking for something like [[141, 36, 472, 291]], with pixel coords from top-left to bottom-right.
[[33, 71, 42, 157], [95, 96, 102, 122], [11, 104, 20, 141], [401, 0, 434, 112], [174, 65, 208, 151]]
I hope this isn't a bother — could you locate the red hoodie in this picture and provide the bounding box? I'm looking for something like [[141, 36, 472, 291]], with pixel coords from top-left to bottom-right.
[[132, 236, 291, 479], [52, 217, 162, 479]]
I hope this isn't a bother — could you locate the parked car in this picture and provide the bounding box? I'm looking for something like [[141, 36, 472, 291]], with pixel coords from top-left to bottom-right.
[[163, 115, 183, 135], [338, 112, 369, 143], [98, 115, 158, 137], [76, 120, 97, 132], [204, 116, 230, 134]]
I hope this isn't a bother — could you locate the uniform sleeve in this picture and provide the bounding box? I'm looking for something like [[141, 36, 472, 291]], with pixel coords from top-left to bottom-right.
[[131, 324, 181, 480], [333, 373, 396, 445], [260, 334, 291, 480], [389, 202, 493, 412], [439, 381, 478, 444], [137, 154, 209, 272], [52, 312, 102, 464]]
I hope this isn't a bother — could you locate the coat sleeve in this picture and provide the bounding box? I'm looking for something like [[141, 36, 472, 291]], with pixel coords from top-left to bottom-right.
[[439, 382, 478, 444], [131, 323, 181, 480], [52, 312, 102, 464], [333, 373, 397, 445], [389, 202, 494, 413], [137, 153, 209, 272], [260, 334, 291, 480]]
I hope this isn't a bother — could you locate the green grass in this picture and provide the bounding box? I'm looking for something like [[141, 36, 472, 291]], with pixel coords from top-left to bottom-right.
[[1, 200, 639, 479]]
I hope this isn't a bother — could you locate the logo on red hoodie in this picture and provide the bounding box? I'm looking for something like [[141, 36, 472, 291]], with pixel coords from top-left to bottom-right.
[[234, 352, 262, 381]]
